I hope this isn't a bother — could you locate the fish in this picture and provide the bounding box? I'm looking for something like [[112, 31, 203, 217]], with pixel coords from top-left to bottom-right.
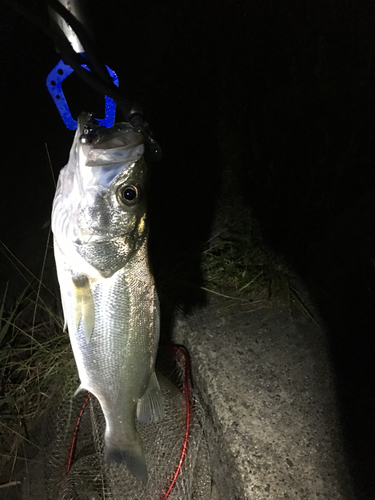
[[51, 112, 164, 485]]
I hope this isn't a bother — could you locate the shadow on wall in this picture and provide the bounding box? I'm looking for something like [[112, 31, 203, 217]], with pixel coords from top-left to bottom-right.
[[219, 2, 375, 499]]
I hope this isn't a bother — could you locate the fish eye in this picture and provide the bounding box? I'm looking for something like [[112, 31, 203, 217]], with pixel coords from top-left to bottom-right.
[[117, 184, 140, 207]]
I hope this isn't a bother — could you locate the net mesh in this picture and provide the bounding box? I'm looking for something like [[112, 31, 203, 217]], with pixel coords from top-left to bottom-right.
[[22, 346, 212, 500]]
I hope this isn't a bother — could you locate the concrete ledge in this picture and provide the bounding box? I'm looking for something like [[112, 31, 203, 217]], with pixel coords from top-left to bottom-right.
[[173, 296, 353, 500]]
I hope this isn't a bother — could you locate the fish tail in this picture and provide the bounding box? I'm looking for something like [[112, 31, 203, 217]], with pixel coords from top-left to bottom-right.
[[104, 434, 148, 485]]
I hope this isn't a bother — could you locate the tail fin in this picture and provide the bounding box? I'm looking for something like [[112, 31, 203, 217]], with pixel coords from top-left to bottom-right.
[[105, 436, 148, 485]]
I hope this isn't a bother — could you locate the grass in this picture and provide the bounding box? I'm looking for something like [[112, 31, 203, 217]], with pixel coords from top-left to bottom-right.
[[201, 208, 314, 321], [203, 219, 287, 299], [0, 246, 74, 466]]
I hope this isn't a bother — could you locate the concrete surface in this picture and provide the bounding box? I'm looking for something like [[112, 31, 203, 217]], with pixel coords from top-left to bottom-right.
[[173, 294, 354, 500]]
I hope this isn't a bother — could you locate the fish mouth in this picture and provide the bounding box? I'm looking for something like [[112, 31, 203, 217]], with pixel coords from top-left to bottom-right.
[[75, 234, 110, 244], [75, 230, 136, 245]]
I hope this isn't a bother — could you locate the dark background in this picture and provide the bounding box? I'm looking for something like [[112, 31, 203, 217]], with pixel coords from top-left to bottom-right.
[[1, 1, 375, 498]]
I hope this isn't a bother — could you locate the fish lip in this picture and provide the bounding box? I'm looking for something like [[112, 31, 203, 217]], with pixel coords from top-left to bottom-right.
[[75, 232, 135, 245], [75, 234, 111, 244]]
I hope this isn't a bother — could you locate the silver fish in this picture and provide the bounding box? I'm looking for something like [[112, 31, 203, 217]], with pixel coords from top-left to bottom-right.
[[51, 113, 164, 484]]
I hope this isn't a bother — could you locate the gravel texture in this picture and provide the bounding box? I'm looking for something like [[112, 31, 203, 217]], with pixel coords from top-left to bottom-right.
[[173, 295, 354, 500]]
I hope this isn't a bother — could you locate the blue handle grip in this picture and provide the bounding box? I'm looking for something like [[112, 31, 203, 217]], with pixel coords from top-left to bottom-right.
[[46, 57, 119, 130]]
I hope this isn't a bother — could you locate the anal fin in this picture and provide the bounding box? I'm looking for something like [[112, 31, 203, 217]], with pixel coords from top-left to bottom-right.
[[137, 371, 165, 424]]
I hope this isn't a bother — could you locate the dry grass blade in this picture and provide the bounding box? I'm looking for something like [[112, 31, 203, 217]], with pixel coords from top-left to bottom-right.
[[0, 480, 22, 488]]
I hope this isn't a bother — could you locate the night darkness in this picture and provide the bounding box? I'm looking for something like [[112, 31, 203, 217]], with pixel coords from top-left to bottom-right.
[[1, 1, 375, 498]]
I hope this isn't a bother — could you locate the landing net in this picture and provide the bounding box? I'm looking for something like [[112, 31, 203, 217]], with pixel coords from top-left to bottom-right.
[[22, 346, 212, 500]]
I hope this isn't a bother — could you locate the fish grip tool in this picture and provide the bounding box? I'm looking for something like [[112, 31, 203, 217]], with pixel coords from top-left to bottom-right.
[[22, 345, 212, 500], [4, 0, 162, 159], [45, 0, 120, 131], [44, 0, 162, 160], [46, 56, 119, 130]]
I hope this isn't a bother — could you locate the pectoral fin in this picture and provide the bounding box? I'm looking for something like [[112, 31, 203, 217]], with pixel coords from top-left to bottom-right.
[[72, 275, 95, 342], [137, 371, 165, 424]]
